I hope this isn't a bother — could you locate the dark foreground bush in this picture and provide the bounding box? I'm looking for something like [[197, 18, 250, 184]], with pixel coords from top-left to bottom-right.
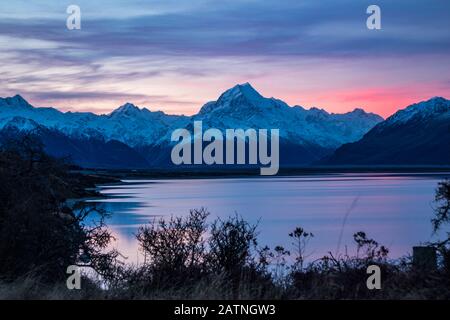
[[0, 134, 118, 283], [99, 208, 450, 300], [126, 209, 277, 299]]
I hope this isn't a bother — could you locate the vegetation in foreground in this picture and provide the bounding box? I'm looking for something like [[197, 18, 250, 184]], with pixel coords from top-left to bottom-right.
[[1, 134, 450, 299]]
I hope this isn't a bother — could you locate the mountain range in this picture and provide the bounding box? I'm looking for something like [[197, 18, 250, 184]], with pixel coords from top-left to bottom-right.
[[0, 83, 448, 168], [320, 96, 450, 166]]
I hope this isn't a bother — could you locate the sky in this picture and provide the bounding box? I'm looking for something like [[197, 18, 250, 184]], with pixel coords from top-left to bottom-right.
[[0, 0, 449, 118]]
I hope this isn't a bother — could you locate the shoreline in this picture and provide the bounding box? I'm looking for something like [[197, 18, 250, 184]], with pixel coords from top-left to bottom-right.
[[76, 166, 450, 181]]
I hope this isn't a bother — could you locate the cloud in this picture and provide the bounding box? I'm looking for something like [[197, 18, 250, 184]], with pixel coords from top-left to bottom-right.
[[1, 0, 449, 60], [0, 0, 448, 116]]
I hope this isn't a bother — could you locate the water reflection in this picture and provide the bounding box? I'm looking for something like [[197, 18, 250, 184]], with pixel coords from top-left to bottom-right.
[[87, 173, 448, 264]]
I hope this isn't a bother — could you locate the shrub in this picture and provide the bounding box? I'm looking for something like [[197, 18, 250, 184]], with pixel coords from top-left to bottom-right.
[[136, 208, 209, 289], [207, 214, 258, 274], [0, 133, 117, 283]]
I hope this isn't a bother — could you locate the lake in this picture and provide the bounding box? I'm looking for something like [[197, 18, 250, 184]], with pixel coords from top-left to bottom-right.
[[87, 173, 449, 264]]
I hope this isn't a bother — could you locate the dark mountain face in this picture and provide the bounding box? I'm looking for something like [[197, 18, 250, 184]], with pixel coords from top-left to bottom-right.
[[0, 125, 150, 169], [137, 138, 335, 168], [41, 132, 150, 169], [320, 97, 450, 166]]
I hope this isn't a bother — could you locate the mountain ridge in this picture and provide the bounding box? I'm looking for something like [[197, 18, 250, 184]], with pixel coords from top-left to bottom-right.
[[0, 83, 383, 149], [8, 84, 448, 169], [320, 96, 450, 166]]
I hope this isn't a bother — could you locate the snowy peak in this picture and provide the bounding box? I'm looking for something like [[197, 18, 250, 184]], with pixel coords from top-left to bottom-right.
[[193, 84, 383, 148], [322, 96, 450, 166], [339, 108, 384, 122], [218, 82, 264, 103], [110, 102, 144, 116], [385, 97, 450, 125], [309, 107, 329, 116], [0, 85, 385, 150], [349, 108, 367, 115], [0, 95, 33, 109], [198, 83, 283, 115]]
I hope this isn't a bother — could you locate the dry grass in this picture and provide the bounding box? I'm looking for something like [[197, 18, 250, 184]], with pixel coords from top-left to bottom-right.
[[1, 267, 449, 300]]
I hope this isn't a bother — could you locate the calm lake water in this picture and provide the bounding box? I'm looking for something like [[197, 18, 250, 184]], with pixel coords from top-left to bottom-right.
[[87, 173, 449, 264]]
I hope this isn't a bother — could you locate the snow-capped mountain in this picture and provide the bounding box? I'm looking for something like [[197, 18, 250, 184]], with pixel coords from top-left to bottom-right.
[[377, 97, 450, 127], [193, 83, 382, 149], [0, 83, 385, 168], [321, 97, 450, 165], [0, 96, 189, 147]]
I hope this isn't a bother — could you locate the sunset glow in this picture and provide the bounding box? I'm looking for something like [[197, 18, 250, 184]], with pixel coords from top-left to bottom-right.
[[0, 0, 448, 118]]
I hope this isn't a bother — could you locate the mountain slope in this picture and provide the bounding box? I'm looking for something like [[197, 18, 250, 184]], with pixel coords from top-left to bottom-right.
[[0, 95, 189, 147], [320, 97, 450, 165], [148, 83, 384, 166], [0, 117, 150, 169], [0, 84, 384, 168], [192, 83, 383, 149]]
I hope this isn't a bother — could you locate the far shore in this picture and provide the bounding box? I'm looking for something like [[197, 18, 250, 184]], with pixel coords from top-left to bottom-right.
[[72, 165, 450, 181]]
